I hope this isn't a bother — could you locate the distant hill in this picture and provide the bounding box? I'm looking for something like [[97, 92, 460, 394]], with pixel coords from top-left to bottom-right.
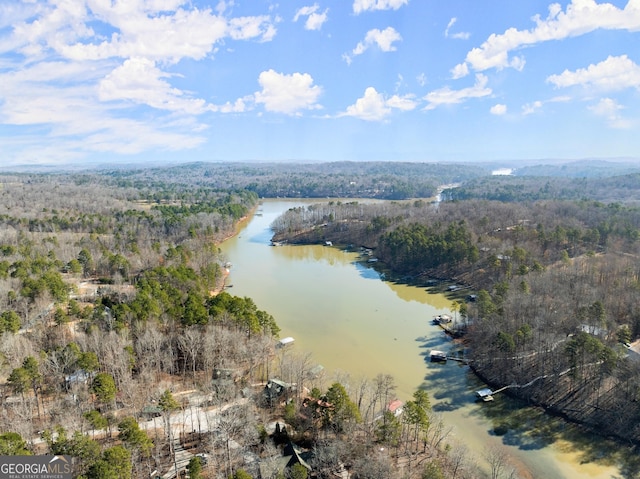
[[447, 171, 640, 204], [513, 159, 640, 178], [101, 160, 491, 200]]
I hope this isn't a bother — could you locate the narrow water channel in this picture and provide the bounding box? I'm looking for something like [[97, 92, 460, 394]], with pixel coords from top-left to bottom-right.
[[219, 199, 624, 479]]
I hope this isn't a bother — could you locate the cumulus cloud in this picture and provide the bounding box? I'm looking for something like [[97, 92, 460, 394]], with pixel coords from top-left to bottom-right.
[[456, 0, 640, 76], [423, 74, 492, 110], [445, 17, 470, 40], [547, 55, 640, 91], [490, 103, 507, 115], [342, 87, 417, 121], [293, 4, 329, 31], [451, 62, 469, 80], [254, 69, 323, 115], [99, 57, 208, 114], [0, 0, 281, 161], [589, 97, 631, 128], [353, 0, 409, 14], [345, 27, 401, 63]]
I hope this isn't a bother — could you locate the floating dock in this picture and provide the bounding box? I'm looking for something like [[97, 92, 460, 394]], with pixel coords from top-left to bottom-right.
[[475, 388, 494, 402], [429, 350, 447, 362]]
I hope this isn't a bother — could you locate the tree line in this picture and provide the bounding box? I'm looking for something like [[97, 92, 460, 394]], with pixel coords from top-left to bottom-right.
[[271, 196, 640, 446], [0, 172, 481, 479]]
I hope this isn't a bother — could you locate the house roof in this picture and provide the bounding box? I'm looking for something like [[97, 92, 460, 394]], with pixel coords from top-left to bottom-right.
[[476, 388, 493, 397], [387, 399, 403, 414]]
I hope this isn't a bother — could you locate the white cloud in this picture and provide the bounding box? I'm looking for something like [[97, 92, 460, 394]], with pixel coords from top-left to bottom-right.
[[423, 74, 492, 110], [451, 62, 469, 80], [445, 17, 470, 40], [212, 97, 250, 114], [353, 0, 409, 14], [341, 87, 416, 121], [589, 97, 631, 128], [522, 100, 543, 115], [293, 4, 328, 31], [349, 26, 402, 60], [254, 69, 323, 115], [490, 104, 507, 115], [547, 55, 640, 91], [0, 0, 281, 162], [416, 73, 427, 87], [294, 4, 318, 21], [0, 61, 206, 161], [228, 15, 278, 42], [387, 94, 418, 111], [10, 3, 277, 64], [305, 11, 328, 30], [459, 0, 640, 74], [98, 57, 208, 114]]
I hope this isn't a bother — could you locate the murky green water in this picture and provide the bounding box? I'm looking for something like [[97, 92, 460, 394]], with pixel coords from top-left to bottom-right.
[[220, 199, 625, 479]]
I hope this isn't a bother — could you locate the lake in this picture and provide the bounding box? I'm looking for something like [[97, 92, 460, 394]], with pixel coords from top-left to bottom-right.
[[220, 199, 624, 479]]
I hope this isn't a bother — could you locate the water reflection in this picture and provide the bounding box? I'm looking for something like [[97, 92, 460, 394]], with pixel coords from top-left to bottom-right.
[[220, 199, 629, 479]]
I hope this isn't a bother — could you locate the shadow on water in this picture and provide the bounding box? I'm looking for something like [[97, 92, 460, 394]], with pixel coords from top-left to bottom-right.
[[416, 334, 640, 478], [353, 261, 383, 280], [462, 376, 640, 478], [415, 335, 476, 413], [249, 228, 274, 244]]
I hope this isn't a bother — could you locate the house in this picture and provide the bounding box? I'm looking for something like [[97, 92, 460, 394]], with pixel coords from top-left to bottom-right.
[[259, 439, 312, 479], [263, 379, 296, 406], [64, 370, 91, 390], [387, 399, 404, 417], [141, 405, 162, 420], [580, 324, 607, 338]]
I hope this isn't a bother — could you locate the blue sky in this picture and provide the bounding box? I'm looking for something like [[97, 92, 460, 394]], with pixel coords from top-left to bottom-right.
[[0, 0, 639, 166]]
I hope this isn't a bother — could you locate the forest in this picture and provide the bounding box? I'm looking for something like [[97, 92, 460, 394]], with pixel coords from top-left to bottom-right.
[[0, 170, 481, 479], [3, 161, 640, 479], [99, 161, 489, 200], [270, 171, 640, 449]]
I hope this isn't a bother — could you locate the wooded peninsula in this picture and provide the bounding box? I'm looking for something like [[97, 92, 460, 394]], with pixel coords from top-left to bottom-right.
[[1, 159, 640, 479]]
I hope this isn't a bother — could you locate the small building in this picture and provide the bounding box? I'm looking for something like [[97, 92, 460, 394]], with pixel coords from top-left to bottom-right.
[[429, 350, 447, 362], [387, 399, 404, 417], [580, 324, 607, 338], [475, 388, 494, 402], [259, 439, 312, 479], [278, 337, 295, 348], [64, 370, 91, 390], [141, 405, 162, 419], [263, 379, 296, 406]]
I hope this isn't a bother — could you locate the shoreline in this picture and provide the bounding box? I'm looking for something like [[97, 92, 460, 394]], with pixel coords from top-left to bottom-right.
[[210, 205, 258, 296]]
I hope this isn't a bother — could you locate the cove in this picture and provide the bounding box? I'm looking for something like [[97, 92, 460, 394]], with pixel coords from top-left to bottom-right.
[[220, 199, 624, 479]]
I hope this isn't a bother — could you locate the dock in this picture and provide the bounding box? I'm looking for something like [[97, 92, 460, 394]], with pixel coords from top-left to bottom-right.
[[278, 337, 295, 348], [475, 388, 494, 402], [429, 350, 447, 362]]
